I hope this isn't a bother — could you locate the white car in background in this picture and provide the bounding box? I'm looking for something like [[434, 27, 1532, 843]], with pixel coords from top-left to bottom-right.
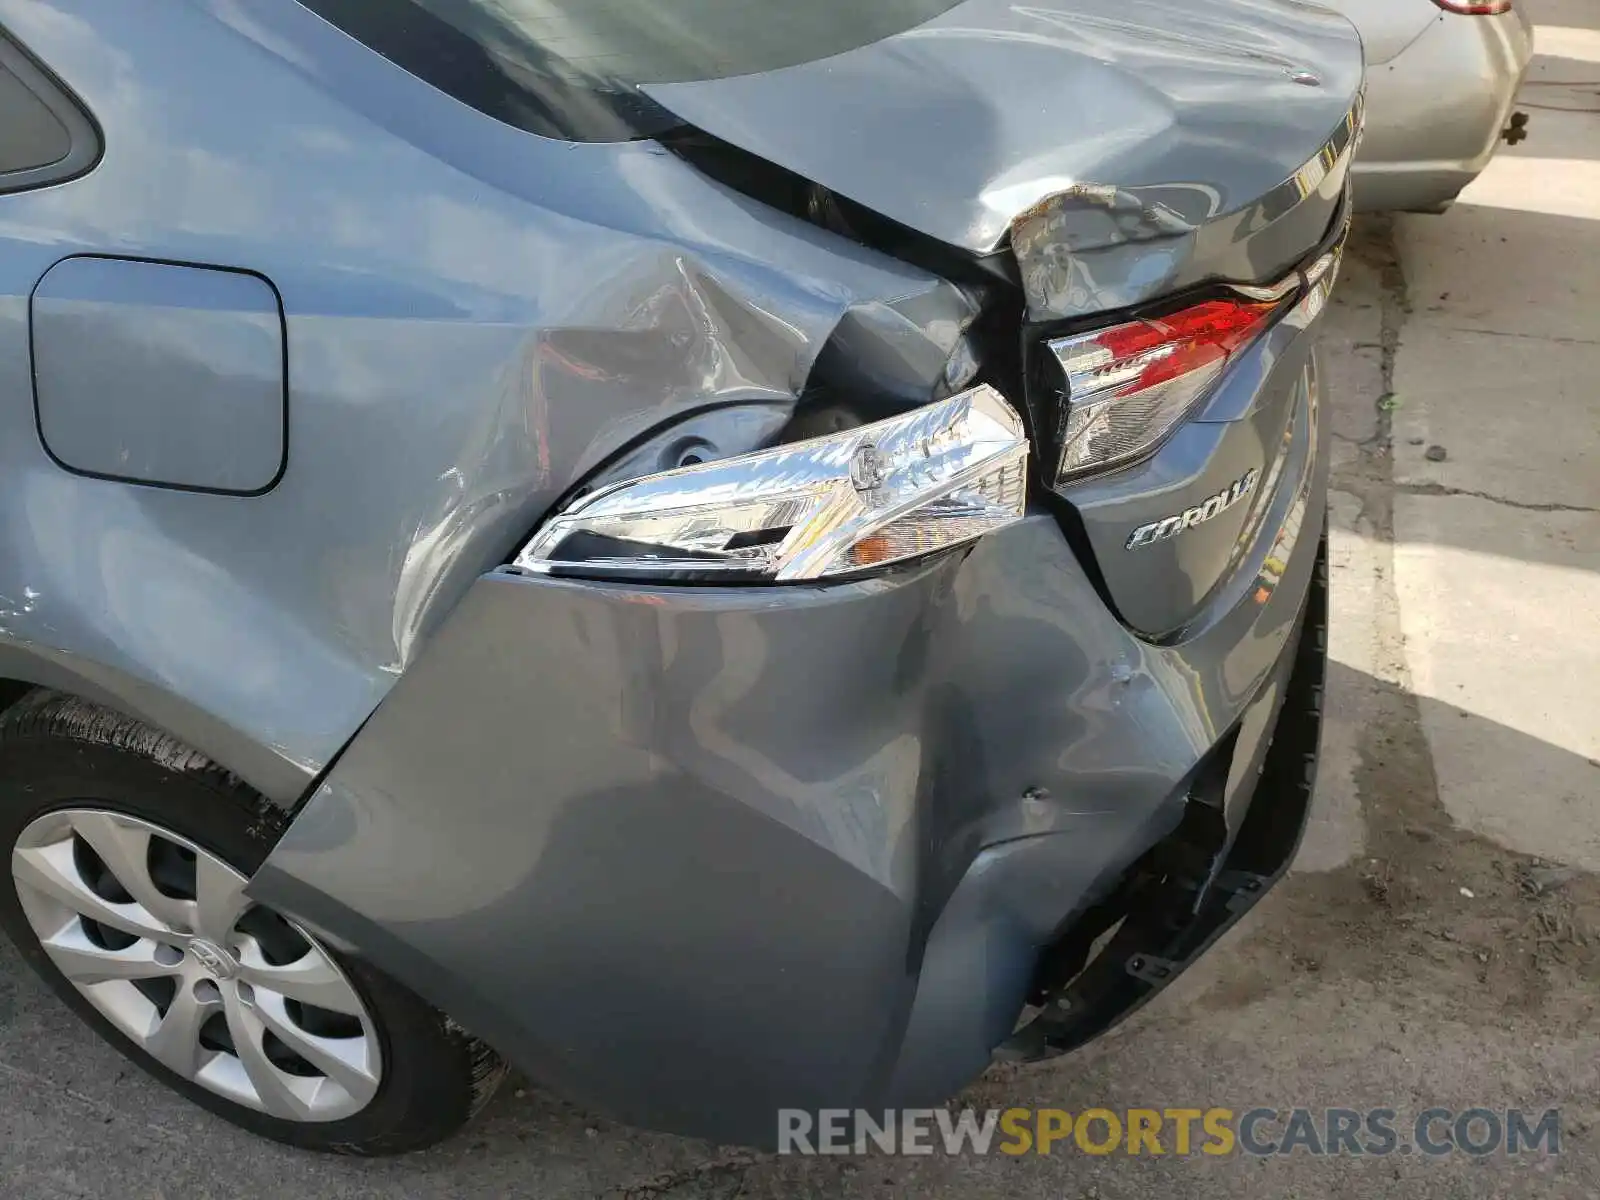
[[1332, 0, 1535, 211]]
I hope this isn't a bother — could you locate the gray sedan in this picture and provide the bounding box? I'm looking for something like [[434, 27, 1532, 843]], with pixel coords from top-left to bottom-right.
[[0, 0, 1357, 1157]]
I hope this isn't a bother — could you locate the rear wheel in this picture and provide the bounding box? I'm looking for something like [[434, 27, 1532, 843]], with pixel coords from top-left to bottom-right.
[[0, 690, 505, 1154]]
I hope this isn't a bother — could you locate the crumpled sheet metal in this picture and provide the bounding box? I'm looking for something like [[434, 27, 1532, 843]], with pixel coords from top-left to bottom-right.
[[1010, 183, 1208, 320], [1010, 98, 1363, 321]]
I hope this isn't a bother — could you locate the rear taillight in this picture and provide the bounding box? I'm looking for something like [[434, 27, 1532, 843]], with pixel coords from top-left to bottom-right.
[[1046, 246, 1342, 487], [1431, 0, 1512, 14], [1046, 296, 1281, 484]]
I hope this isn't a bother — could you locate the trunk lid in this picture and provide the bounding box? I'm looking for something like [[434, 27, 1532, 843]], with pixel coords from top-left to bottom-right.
[[645, 0, 1363, 314]]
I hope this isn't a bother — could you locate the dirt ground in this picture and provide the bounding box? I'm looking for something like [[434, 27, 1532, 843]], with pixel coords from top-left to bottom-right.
[[1, 2, 1596, 1197]]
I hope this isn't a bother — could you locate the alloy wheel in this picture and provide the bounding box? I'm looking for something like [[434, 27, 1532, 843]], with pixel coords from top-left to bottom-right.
[[11, 808, 381, 1122]]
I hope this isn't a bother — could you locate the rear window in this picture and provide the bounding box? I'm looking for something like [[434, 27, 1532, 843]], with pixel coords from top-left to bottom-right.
[[0, 31, 100, 193], [0, 66, 71, 174], [297, 0, 963, 141]]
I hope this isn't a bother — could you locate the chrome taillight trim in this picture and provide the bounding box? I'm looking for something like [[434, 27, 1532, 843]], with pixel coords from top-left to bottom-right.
[[1227, 245, 1340, 304], [1259, 92, 1365, 222], [1226, 91, 1361, 302], [1227, 275, 1301, 304]]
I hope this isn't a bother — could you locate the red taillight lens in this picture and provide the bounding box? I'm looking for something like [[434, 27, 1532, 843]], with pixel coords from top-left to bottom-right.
[[1046, 296, 1281, 484], [1096, 298, 1281, 391], [1431, 0, 1512, 14]]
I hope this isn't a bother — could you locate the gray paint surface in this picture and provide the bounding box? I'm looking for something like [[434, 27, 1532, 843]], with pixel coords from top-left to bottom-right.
[[646, 0, 1363, 317], [0, 0, 970, 799], [1324, 0, 1441, 66], [646, 0, 1363, 255], [256, 341, 1326, 1143], [0, 0, 1355, 1149], [0, 0, 1359, 801], [32, 256, 286, 494]]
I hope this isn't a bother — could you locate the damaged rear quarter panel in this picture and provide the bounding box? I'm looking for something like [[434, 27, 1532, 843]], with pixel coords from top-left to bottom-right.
[[0, 0, 974, 796]]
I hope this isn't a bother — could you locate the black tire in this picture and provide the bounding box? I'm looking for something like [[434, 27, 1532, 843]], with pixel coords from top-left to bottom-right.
[[0, 689, 506, 1155]]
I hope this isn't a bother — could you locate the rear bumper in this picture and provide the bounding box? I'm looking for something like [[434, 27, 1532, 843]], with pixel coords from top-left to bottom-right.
[[249, 359, 1330, 1148], [1004, 536, 1326, 1061], [1353, 7, 1534, 212]]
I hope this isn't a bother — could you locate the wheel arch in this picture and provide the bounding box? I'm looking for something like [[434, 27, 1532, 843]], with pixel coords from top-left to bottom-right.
[[0, 644, 312, 811]]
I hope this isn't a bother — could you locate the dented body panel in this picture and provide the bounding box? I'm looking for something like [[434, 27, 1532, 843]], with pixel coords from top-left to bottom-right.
[[0, 0, 1351, 1149], [646, 0, 1364, 317], [256, 396, 1328, 1142], [0, 0, 970, 800]]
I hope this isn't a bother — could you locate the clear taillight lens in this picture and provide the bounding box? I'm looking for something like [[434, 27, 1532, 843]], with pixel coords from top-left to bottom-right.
[[1047, 296, 1282, 485], [514, 384, 1028, 583], [1431, 0, 1512, 13]]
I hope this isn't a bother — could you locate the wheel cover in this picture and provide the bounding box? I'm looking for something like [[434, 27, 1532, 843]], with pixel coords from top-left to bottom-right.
[[11, 809, 382, 1123]]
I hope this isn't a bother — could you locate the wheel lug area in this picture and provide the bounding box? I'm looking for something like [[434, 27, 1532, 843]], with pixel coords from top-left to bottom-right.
[[192, 977, 222, 1005], [154, 943, 184, 967], [185, 937, 240, 981]]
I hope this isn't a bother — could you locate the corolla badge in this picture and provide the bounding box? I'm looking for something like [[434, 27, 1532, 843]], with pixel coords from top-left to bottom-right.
[[1126, 468, 1259, 550]]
